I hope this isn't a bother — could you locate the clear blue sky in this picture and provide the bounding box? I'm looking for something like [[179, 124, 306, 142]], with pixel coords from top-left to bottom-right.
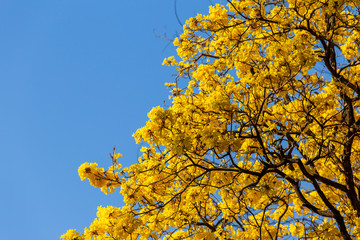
[[0, 1, 214, 239]]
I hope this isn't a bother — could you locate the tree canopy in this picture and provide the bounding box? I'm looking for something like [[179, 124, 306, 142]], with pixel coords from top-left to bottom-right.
[[62, 0, 360, 239]]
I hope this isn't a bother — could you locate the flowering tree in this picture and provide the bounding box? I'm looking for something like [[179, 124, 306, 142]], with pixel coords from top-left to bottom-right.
[[62, 0, 360, 239]]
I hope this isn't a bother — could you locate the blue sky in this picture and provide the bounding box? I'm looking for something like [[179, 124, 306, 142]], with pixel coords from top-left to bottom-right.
[[0, 1, 215, 239]]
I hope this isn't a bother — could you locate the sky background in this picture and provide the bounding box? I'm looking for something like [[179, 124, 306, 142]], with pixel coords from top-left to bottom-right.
[[0, 1, 219, 239]]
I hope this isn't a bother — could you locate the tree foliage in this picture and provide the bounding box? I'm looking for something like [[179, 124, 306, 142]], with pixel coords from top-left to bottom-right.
[[62, 0, 360, 239]]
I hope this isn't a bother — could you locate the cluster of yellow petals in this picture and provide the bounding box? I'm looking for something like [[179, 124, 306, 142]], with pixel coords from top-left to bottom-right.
[[77, 151, 123, 194]]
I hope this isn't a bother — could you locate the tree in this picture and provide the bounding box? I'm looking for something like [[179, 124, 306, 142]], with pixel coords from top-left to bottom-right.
[[61, 0, 360, 239]]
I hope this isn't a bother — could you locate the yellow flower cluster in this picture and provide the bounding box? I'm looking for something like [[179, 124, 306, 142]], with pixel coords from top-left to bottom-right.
[[77, 151, 122, 194]]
